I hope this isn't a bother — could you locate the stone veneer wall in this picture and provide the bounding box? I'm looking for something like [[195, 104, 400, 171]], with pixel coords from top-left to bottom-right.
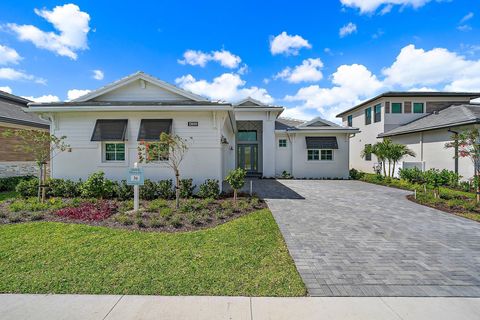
[[0, 161, 50, 178]]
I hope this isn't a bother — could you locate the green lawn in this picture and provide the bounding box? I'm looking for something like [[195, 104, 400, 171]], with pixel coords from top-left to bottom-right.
[[0, 209, 306, 296]]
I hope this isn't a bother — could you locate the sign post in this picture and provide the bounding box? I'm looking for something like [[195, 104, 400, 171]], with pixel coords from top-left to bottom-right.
[[127, 163, 144, 211]]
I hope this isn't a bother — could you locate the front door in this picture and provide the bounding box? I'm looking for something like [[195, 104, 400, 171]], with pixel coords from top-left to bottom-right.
[[237, 144, 258, 173]]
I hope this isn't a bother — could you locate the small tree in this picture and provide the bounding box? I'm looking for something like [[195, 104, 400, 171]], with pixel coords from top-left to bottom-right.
[[445, 128, 480, 202], [138, 132, 189, 208], [2, 129, 69, 202], [225, 168, 246, 203], [387, 142, 416, 177]]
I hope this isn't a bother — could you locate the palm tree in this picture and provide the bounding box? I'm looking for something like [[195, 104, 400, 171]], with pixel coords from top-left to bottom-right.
[[361, 139, 415, 177], [387, 142, 416, 177]]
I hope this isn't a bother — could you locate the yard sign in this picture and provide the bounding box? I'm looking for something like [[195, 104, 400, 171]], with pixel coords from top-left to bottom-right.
[[127, 167, 144, 185]]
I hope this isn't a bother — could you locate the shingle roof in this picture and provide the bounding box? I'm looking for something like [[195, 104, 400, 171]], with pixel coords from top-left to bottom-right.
[[380, 104, 480, 137], [336, 91, 480, 118], [0, 91, 49, 128], [275, 117, 305, 130]]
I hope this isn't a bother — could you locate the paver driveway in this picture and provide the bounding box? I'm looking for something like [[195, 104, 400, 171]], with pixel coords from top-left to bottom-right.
[[256, 179, 480, 297]]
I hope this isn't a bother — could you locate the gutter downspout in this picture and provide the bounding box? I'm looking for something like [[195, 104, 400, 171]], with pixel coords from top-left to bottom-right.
[[448, 129, 459, 174]]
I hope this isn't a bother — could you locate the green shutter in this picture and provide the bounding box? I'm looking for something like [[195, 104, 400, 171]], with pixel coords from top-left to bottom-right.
[[413, 103, 424, 113]]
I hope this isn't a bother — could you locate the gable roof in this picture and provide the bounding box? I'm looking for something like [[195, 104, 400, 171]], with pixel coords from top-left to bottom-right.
[[72, 71, 209, 102], [0, 90, 49, 128], [234, 97, 283, 109], [379, 104, 480, 137], [275, 116, 358, 133], [336, 91, 480, 118]]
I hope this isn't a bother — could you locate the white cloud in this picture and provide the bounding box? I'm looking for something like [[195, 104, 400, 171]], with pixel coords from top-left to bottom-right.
[[274, 58, 324, 83], [7, 4, 90, 60], [67, 89, 91, 100], [382, 44, 472, 87], [340, 0, 433, 14], [178, 49, 241, 68], [408, 87, 437, 92], [0, 68, 46, 84], [22, 94, 60, 102], [0, 45, 22, 65], [285, 64, 383, 121], [460, 12, 474, 23], [457, 25, 472, 32], [269, 32, 311, 56], [339, 23, 357, 38], [92, 69, 104, 80], [175, 73, 274, 104], [0, 86, 12, 93]]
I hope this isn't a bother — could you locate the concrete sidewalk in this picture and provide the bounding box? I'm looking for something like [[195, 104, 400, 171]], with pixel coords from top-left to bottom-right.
[[1, 295, 480, 320]]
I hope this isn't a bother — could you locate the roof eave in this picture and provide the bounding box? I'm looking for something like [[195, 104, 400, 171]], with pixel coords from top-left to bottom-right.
[[24, 105, 234, 113], [378, 119, 480, 137]]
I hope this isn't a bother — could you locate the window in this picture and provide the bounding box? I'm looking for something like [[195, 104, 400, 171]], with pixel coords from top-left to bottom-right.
[[347, 115, 353, 127], [279, 139, 287, 147], [238, 130, 257, 141], [104, 143, 125, 161], [365, 144, 372, 161], [307, 149, 319, 161], [365, 107, 372, 125], [307, 149, 333, 161], [413, 102, 424, 113], [391, 103, 402, 114], [374, 104, 381, 123], [321, 150, 333, 160]]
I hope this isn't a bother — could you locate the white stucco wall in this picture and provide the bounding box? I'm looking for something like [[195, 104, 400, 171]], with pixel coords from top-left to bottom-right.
[[50, 110, 232, 189], [274, 132, 293, 176], [290, 132, 350, 179]]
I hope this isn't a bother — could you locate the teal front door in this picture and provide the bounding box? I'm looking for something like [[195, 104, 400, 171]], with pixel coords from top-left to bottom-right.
[[237, 144, 258, 172]]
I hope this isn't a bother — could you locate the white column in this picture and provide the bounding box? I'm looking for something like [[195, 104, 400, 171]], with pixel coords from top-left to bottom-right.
[[262, 115, 276, 178]]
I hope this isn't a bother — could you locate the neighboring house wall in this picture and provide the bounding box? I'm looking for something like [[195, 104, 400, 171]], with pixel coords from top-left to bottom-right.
[[342, 95, 474, 174], [274, 132, 292, 176], [391, 125, 476, 179], [50, 111, 232, 188], [0, 124, 48, 177]]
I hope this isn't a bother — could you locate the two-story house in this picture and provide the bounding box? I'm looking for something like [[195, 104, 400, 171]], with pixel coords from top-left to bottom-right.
[[337, 92, 480, 179]]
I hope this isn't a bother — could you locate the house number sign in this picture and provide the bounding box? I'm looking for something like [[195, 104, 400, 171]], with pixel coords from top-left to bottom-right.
[[188, 121, 198, 127]]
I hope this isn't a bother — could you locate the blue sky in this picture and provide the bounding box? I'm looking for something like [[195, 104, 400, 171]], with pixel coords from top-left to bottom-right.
[[0, 0, 479, 121]]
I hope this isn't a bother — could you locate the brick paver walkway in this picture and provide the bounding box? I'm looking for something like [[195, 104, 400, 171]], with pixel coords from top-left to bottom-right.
[[257, 180, 480, 297]]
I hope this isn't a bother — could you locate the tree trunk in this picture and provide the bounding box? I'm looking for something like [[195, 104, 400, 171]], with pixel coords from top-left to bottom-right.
[[382, 161, 386, 177], [175, 170, 180, 209], [392, 162, 396, 178], [37, 163, 42, 202], [233, 189, 237, 203], [388, 161, 391, 178]]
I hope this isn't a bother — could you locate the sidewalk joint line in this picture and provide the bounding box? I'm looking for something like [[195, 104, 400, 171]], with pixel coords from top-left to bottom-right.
[[250, 297, 254, 320], [380, 297, 405, 320], [102, 295, 124, 320]]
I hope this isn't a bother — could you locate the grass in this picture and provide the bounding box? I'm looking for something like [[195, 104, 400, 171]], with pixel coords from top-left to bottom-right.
[[359, 173, 480, 222], [0, 209, 306, 296], [0, 192, 17, 202]]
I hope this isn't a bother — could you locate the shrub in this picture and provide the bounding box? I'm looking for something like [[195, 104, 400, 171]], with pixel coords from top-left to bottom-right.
[[439, 169, 461, 188], [136, 218, 147, 228], [15, 179, 39, 198], [9, 197, 65, 212], [150, 217, 164, 228], [30, 212, 44, 221], [250, 197, 260, 207], [115, 214, 134, 226], [281, 171, 292, 179], [170, 215, 183, 228], [179, 178, 195, 198], [55, 200, 117, 221], [197, 179, 220, 199], [399, 167, 425, 184], [160, 207, 173, 220], [237, 199, 250, 211], [47, 178, 81, 198], [225, 168, 246, 201], [0, 175, 35, 192], [80, 172, 115, 199], [115, 180, 134, 201], [146, 199, 168, 212], [118, 200, 134, 213], [158, 179, 175, 199], [8, 214, 22, 223], [187, 212, 201, 225], [349, 168, 364, 180], [140, 179, 158, 200]]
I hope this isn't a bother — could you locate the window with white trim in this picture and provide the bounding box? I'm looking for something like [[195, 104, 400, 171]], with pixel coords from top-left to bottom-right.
[[104, 143, 125, 161], [307, 149, 333, 161]]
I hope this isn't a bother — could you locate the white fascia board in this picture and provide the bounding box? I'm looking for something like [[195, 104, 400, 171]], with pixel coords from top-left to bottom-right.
[[23, 105, 234, 113], [234, 107, 285, 112], [275, 129, 360, 134]]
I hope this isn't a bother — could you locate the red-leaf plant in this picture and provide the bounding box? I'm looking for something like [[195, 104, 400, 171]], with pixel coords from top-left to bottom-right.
[[55, 201, 117, 221]]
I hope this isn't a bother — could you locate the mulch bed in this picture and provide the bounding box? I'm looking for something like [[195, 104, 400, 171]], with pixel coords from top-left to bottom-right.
[[0, 197, 267, 232], [406, 194, 480, 222]]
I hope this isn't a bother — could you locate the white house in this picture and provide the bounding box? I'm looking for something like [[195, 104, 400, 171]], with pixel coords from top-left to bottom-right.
[[336, 92, 480, 179], [26, 71, 358, 188]]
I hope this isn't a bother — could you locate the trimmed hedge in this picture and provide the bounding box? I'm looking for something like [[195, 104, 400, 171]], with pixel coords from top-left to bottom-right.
[[0, 176, 36, 192]]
